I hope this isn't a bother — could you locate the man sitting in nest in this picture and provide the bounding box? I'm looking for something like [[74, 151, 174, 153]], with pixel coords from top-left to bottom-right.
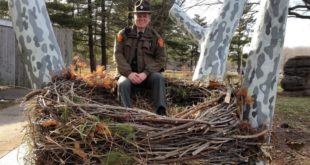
[[113, 0, 167, 115]]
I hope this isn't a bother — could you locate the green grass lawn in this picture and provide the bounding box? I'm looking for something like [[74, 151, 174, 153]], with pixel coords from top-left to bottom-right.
[[275, 94, 310, 132], [276, 95, 310, 113]]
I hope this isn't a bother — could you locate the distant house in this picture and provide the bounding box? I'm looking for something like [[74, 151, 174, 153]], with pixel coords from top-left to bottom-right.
[[0, 19, 73, 88]]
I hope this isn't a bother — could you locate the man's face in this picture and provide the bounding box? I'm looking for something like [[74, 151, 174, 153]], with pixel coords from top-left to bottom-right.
[[134, 13, 150, 30]]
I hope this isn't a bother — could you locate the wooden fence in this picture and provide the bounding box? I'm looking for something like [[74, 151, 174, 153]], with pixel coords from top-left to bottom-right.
[[0, 19, 72, 88]]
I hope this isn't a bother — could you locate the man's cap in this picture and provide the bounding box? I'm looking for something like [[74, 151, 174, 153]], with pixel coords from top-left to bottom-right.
[[132, 0, 152, 13]]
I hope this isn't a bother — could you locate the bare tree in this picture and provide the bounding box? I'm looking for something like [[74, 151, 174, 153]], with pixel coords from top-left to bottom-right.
[[289, 0, 310, 19], [180, 0, 309, 19]]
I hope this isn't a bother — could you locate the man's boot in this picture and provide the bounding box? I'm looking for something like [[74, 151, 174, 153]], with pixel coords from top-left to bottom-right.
[[156, 106, 167, 116]]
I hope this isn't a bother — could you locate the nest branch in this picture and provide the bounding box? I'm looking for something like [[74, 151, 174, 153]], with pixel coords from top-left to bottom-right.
[[23, 76, 269, 165]]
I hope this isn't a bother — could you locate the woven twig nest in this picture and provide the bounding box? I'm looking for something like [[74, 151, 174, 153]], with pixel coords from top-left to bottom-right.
[[23, 71, 268, 165]]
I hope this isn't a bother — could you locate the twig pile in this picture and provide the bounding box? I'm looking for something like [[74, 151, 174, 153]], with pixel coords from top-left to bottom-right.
[[24, 76, 268, 165]]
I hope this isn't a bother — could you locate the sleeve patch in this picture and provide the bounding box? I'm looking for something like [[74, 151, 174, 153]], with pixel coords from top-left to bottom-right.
[[117, 33, 123, 42], [157, 38, 164, 47]]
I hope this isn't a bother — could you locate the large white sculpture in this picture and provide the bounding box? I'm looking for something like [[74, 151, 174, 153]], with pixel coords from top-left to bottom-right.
[[242, 0, 290, 129], [8, 0, 64, 88], [170, 0, 290, 131], [170, 0, 246, 81]]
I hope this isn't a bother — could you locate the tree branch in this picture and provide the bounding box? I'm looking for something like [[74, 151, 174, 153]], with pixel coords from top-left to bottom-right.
[[288, 10, 310, 19]]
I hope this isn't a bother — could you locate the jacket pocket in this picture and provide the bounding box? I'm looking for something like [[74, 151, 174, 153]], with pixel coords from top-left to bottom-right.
[[143, 42, 155, 58], [142, 41, 151, 49]]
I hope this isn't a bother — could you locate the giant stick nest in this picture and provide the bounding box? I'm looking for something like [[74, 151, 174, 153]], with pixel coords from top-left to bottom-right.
[[23, 66, 270, 165]]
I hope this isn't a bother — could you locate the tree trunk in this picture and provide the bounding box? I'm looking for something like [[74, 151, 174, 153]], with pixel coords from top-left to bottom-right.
[[101, 0, 107, 67], [88, 0, 96, 72], [8, 0, 64, 88], [242, 0, 290, 130], [170, 0, 246, 81], [169, 4, 207, 43], [157, 1, 171, 34]]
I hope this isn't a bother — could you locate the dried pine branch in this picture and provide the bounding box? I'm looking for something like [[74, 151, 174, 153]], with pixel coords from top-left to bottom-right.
[[23, 75, 268, 165]]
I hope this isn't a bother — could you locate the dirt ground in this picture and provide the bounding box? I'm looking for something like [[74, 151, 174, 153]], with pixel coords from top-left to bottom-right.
[[271, 95, 310, 165]]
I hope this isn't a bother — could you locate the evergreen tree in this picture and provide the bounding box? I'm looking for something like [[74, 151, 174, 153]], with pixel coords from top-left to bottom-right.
[[46, 0, 87, 29], [165, 14, 206, 70], [87, 0, 96, 72], [228, 3, 256, 73], [47, 0, 92, 65], [0, 0, 8, 19], [100, 0, 107, 67]]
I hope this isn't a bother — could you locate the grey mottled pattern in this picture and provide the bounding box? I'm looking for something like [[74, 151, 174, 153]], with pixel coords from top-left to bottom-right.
[[169, 4, 207, 43], [198, 0, 246, 81], [170, 0, 245, 81], [243, 0, 289, 129], [8, 0, 64, 89]]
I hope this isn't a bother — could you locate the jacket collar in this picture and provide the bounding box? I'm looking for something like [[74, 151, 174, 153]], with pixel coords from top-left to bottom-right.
[[129, 26, 153, 39]]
